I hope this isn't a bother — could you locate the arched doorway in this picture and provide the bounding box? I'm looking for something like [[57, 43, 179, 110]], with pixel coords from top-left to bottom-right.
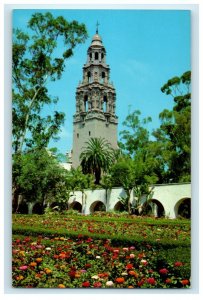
[[90, 201, 106, 214], [114, 201, 126, 212], [175, 198, 191, 219], [69, 201, 82, 213], [145, 199, 165, 218], [32, 202, 44, 214]]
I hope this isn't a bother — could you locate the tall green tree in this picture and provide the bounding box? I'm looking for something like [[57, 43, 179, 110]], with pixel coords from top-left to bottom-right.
[[80, 137, 114, 185], [12, 149, 70, 214], [153, 71, 191, 182], [12, 12, 88, 153], [119, 110, 164, 183]]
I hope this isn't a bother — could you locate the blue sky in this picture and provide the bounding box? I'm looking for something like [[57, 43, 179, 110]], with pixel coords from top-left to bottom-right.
[[13, 9, 191, 155]]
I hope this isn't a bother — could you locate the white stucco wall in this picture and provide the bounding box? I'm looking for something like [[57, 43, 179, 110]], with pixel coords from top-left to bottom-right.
[[68, 183, 191, 218]]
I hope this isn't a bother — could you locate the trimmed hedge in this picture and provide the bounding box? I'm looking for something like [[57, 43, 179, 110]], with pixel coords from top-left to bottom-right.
[[12, 224, 190, 249]]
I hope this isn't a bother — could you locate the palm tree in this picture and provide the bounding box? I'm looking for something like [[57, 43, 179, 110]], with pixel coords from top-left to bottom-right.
[[80, 137, 114, 185]]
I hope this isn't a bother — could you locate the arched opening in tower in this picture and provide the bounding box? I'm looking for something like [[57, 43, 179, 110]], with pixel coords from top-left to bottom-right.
[[87, 71, 91, 83], [95, 52, 98, 60], [103, 95, 108, 112], [84, 95, 88, 112], [101, 71, 106, 84]]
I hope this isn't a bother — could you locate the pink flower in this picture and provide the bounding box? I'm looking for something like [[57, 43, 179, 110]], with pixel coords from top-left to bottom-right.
[[19, 265, 28, 271], [129, 253, 135, 258]]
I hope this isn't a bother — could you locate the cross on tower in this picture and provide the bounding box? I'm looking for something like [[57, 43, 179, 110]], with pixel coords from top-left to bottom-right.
[[96, 21, 100, 34]]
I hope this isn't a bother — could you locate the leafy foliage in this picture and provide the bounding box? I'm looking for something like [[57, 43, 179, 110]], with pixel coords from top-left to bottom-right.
[[153, 71, 191, 182], [12, 12, 88, 153]]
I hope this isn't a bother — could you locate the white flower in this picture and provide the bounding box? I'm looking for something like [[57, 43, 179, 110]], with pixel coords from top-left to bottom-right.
[[121, 272, 128, 276], [106, 281, 114, 287], [96, 256, 101, 259], [91, 275, 99, 280], [45, 247, 51, 251]]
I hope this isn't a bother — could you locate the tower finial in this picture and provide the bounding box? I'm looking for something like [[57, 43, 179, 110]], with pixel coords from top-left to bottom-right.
[[96, 21, 100, 34]]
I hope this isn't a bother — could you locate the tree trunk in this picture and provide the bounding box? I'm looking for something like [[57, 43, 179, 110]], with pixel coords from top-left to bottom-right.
[[12, 186, 19, 213], [127, 190, 132, 215], [28, 202, 34, 215]]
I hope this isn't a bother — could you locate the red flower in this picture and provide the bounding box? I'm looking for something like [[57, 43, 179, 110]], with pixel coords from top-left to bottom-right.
[[181, 279, 189, 286], [147, 278, 156, 285], [137, 279, 145, 287], [159, 268, 168, 275], [93, 282, 102, 288], [174, 261, 183, 267], [68, 270, 76, 278], [85, 263, 91, 269], [126, 263, 133, 270], [82, 281, 90, 287]]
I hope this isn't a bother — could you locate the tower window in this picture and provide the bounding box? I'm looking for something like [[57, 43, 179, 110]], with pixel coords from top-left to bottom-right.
[[89, 131, 91, 136], [87, 71, 91, 83], [101, 53, 104, 59], [95, 52, 98, 60], [101, 72, 105, 83], [84, 95, 88, 112], [77, 133, 79, 138], [103, 95, 108, 112], [89, 53, 92, 60]]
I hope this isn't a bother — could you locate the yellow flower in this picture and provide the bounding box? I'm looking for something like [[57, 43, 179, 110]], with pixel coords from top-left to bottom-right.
[[44, 268, 52, 275], [36, 258, 43, 263], [58, 284, 65, 288], [19, 251, 25, 257], [16, 275, 24, 281]]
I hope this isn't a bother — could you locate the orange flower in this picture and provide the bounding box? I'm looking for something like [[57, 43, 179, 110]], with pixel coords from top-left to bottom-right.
[[59, 252, 66, 259], [98, 272, 109, 278], [75, 271, 81, 278], [181, 279, 189, 286], [128, 285, 134, 288], [115, 277, 125, 284], [29, 262, 37, 267], [58, 284, 65, 288], [128, 270, 138, 278], [36, 258, 42, 263]]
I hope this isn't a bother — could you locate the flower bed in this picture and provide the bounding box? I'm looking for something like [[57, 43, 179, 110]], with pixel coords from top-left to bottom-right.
[[12, 214, 190, 288], [12, 234, 190, 288]]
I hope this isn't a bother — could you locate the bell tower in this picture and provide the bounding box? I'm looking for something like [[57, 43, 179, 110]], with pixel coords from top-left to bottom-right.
[[72, 28, 118, 168]]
